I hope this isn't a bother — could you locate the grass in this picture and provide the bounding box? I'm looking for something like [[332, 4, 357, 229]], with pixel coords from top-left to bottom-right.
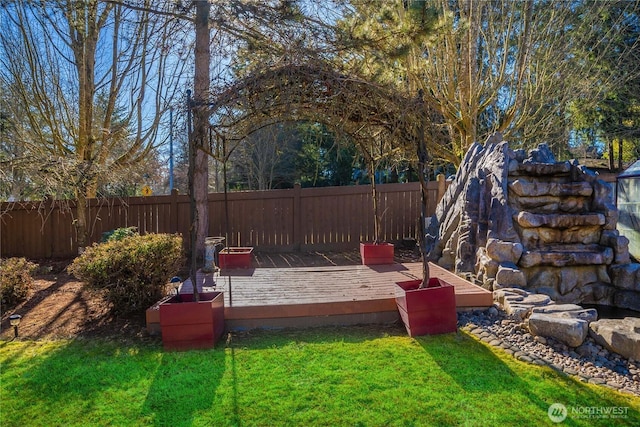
[[1, 327, 639, 426]]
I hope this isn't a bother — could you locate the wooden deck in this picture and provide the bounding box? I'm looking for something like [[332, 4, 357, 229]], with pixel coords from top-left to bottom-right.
[[178, 262, 493, 330]]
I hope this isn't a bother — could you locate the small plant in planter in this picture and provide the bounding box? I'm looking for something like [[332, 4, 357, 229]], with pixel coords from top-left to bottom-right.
[[159, 277, 225, 351], [213, 134, 254, 271], [394, 91, 457, 336], [395, 278, 457, 336], [153, 118, 226, 351], [218, 247, 254, 269], [358, 137, 395, 265], [359, 241, 394, 265]]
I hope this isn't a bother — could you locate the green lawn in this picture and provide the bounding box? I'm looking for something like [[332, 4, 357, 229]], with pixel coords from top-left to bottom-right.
[[1, 327, 638, 426]]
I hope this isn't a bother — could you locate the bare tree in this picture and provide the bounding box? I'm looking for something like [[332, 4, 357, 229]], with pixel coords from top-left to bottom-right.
[[227, 123, 301, 190], [0, 0, 188, 250]]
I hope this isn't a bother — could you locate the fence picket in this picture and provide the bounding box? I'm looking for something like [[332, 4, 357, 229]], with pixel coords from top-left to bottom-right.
[[1, 182, 445, 258]]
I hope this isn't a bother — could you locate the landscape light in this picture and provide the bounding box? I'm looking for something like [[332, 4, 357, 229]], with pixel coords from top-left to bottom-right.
[[9, 314, 22, 338], [170, 276, 182, 301]]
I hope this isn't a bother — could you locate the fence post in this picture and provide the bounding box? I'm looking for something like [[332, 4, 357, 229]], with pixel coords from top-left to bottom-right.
[[170, 189, 179, 234], [437, 173, 446, 203], [293, 183, 301, 250], [43, 196, 54, 258]]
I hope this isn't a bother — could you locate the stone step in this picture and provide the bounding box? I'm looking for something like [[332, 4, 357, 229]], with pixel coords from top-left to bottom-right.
[[508, 179, 592, 198], [515, 211, 605, 229], [519, 244, 614, 268], [511, 195, 590, 214], [509, 161, 572, 176], [519, 225, 602, 247]]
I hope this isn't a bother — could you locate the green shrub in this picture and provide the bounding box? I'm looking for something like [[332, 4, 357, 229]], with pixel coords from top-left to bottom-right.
[[69, 233, 184, 314], [101, 226, 139, 243], [0, 257, 37, 307]]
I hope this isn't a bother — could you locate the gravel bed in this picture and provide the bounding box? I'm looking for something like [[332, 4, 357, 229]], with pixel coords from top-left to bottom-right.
[[458, 308, 640, 396]]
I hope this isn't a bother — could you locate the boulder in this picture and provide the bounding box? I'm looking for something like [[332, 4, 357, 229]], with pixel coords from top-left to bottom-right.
[[493, 287, 529, 303], [526, 302, 598, 347], [527, 313, 589, 347], [558, 269, 579, 295], [476, 247, 499, 280], [589, 317, 640, 361], [522, 267, 560, 290], [524, 143, 556, 164], [495, 263, 526, 288], [513, 162, 571, 176], [494, 288, 552, 318], [515, 212, 605, 229], [530, 304, 598, 323], [512, 149, 527, 162], [519, 226, 601, 247], [505, 304, 534, 319], [576, 283, 615, 306], [511, 195, 590, 214], [613, 290, 640, 312], [520, 293, 552, 306], [519, 246, 613, 268], [609, 263, 640, 291], [486, 238, 523, 264], [508, 179, 592, 198], [591, 179, 618, 230], [600, 231, 631, 264]]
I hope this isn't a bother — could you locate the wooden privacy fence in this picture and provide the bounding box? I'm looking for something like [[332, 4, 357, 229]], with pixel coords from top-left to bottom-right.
[[0, 180, 447, 259]]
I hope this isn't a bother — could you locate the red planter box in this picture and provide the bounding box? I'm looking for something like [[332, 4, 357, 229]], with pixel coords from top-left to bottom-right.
[[395, 278, 457, 336], [219, 247, 254, 269], [159, 291, 225, 351], [360, 242, 395, 265], [145, 295, 172, 335]]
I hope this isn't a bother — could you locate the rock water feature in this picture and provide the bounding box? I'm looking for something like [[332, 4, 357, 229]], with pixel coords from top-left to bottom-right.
[[425, 135, 640, 307], [425, 135, 640, 393]]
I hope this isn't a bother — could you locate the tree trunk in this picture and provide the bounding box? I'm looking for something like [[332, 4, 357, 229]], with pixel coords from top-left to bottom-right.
[[459, 0, 479, 153], [369, 157, 382, 244], [194, 0, 210, 261], [608, 139, 615, 171], [189, 0, 211, 301], [70, 2, 98, 254], [416, 91, 430, 288], [75, 190, 89, 253], [618, 138, 623, 171], [187, 97, 198, 299]]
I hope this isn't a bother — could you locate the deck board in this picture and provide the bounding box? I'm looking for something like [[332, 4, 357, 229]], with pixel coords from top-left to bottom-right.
[[178, 262, 493, 329]]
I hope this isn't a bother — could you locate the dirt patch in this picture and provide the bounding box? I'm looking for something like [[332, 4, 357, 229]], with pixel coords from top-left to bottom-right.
[[1, 249, 421, 341], [0, 271, 149, 341]]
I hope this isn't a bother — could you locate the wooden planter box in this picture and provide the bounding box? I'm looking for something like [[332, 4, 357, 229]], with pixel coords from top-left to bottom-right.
[[219, 247, 254, 269], [360, 242, 395, 265], [395, 278, 457, 336], [159, 291, 225, 351]]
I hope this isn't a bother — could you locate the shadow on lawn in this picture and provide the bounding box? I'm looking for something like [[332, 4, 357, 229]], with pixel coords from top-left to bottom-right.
[[14, 339, 226, 427], [13, 340, 165, 422], [416, 331, 640, 426], [140, 348, 225, 426]]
